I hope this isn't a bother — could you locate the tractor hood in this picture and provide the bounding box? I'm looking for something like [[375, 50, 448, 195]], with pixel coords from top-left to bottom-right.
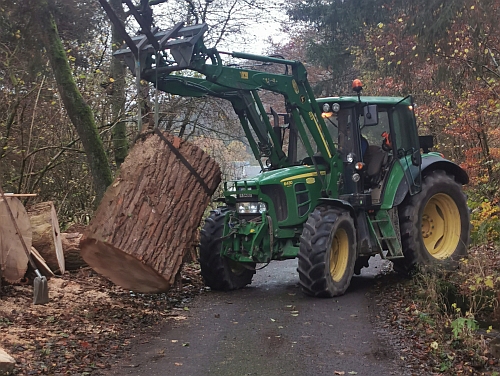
[[228, 165, 328, 187]]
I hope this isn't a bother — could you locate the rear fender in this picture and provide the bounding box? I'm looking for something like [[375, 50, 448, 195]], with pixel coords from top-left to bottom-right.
[[421, 156, 469, 184], [390, 156, 469, 208]]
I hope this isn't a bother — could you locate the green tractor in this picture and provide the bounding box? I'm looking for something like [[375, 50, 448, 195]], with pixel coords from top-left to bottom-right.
[[199, 86, 470, 297], [102, 6, 470, 297]]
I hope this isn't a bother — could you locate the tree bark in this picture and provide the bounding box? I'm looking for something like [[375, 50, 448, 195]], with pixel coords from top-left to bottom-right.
[[80, 130, 221, 293], [28, 201, 64, 274], [0, 197, 31, 283], [60, 233, 87, 271], [36, 0, 113, 204], [109, 0, 129, 167]]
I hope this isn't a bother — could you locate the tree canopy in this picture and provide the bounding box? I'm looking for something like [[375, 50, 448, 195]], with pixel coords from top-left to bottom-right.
[[1, 0, 499, 235]]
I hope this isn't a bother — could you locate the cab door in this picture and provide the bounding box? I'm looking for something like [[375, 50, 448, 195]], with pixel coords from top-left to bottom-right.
[[390, 101, 422, 195]]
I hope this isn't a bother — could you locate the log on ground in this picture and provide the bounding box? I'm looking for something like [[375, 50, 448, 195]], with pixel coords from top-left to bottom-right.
[[0, 197, 31, 283], [27, 201, 65, 274], [80, 130, 221, 293], [60, 232, 86, 270]]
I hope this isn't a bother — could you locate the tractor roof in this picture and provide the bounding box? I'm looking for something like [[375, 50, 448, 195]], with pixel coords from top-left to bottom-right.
[[316, 96, 412, 106]]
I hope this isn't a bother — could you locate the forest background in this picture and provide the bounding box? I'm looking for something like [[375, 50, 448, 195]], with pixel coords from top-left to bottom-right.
[[1, 0, 500, 356]]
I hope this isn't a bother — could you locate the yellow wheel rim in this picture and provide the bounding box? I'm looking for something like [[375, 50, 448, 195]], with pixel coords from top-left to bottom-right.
[[329, 228, 349, 282], [421, 193, 461, 259]]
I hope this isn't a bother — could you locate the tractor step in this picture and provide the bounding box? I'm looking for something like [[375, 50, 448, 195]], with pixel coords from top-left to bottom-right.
[[367, 209, 403, 259]]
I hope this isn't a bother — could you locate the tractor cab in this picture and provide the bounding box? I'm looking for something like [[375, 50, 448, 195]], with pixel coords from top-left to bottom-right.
[[316, 80, 422, 208]]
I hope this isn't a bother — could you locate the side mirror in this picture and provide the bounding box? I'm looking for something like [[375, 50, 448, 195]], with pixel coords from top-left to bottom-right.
[[419, 135, 434, 153], [363, 105, 379, 126]]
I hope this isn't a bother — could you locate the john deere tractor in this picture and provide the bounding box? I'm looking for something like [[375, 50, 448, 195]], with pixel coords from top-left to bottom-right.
[[102, 5, 470, 297]]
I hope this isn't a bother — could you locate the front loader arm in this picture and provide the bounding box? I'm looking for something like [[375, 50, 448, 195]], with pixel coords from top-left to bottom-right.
[[101, 0, 339, 182]]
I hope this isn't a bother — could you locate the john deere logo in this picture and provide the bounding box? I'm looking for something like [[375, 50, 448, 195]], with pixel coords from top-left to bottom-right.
[[292, 79, 299, 94], [240, 71, 249, 79]]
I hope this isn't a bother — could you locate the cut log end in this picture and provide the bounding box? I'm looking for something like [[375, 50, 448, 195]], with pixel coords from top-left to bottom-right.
[[80, 237, 170, 294], [0, 197, 31, 283], [28, 201, 65, 274]]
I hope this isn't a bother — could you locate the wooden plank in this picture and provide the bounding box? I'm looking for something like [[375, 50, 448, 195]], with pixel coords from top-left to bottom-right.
[[30, 247, 55, 278], [1, 193, 38, 197]]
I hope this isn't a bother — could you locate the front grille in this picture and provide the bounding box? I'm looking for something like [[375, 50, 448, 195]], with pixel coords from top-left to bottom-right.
[[295, 183, 311, 217]]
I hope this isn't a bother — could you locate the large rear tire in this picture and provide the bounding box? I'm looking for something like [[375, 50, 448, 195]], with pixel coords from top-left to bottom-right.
[[395, 170, 470, 273], [199, 208, 255, 290], [298, 206, 357, 297]]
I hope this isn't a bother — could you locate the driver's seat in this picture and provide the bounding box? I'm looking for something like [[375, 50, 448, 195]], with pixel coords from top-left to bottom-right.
[[363, 145, 388, 186]]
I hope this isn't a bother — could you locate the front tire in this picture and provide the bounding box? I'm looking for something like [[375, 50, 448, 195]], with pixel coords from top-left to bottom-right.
[[199, 208, 255, 290], [298, 206, 357, 297], [395, 170, 470, 273]]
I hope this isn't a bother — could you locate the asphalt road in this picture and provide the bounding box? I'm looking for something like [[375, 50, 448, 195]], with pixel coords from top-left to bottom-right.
[[106, 257, 408, 376]]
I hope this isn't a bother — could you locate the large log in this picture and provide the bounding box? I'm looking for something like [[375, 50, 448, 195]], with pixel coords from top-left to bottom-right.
[[27, 201, 65, 274], [0, 197, 31, 283], [80, 130, 221, 293]]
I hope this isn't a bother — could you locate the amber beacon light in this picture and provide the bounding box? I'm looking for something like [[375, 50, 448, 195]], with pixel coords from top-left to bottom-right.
[[352, 79, 363, 93]]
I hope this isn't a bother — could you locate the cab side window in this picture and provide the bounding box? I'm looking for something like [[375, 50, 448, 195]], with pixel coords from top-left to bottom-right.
[[392, 105, 419, 153], [361, 109, 390, 148]]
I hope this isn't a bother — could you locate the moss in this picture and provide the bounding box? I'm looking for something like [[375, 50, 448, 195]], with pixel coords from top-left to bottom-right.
[[38, 0, 113, 204]]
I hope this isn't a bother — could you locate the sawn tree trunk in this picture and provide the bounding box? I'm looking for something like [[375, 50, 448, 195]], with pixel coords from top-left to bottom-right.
[[80, 130, 221, 293], [0, 197, 31, 283], [28, 201, 65, 274]]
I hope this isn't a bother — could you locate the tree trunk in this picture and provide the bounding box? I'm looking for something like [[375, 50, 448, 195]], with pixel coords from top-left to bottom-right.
[[28, 201, 64, 274], [80, 130, 221, 293], [37, 0, 113, 204], [0, 197, 31, 283], [109, 0, 129, 167]]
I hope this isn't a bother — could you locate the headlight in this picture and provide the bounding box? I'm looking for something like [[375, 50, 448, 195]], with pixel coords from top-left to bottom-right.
[[346, 153, 355, 163], [322, 103, 330, 112], [237, 202, 267, 214]]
